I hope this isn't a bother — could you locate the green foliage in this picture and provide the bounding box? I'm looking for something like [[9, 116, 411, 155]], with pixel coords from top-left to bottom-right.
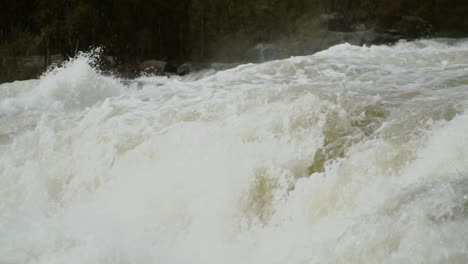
[[0, 0, 467, 70]]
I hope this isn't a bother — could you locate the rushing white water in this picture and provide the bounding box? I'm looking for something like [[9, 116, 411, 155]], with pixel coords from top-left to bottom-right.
[[1, 39, 468, 264]]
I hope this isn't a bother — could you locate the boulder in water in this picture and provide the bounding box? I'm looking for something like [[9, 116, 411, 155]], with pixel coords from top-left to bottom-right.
[[210, 62, 239, 71], [177, 63, 192, 76], [391, 16, 433, 39], [139, 60, 167, 74]]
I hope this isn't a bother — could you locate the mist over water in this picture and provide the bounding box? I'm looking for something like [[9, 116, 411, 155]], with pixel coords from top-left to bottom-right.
[[1, 39, 468, 264]]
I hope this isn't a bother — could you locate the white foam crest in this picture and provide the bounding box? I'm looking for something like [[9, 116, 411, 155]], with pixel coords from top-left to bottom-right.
[[0, 50, 124, 115]]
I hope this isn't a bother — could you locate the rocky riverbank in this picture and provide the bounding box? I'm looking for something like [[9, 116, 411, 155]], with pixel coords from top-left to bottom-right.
[[0, 12, 460, 84]]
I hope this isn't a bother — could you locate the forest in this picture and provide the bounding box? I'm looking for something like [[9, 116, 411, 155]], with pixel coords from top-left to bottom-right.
[[1, 0, 468, 81]]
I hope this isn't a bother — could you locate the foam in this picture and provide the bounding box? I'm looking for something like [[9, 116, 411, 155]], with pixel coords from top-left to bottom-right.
[[1, 39, 468, 263]]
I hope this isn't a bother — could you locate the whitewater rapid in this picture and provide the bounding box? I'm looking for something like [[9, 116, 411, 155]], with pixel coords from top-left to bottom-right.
[[1, 39, 468, 264]]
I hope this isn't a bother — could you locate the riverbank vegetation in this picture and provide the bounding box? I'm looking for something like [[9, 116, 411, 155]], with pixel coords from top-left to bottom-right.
[[1, 0, 468, 82]]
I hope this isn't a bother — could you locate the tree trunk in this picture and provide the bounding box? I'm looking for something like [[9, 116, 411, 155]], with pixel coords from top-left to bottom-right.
[[44, 38, 50, 68], [74, 39, 79, 55]]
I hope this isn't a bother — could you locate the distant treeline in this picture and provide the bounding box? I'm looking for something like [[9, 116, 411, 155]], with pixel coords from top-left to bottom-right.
[[1, 0, 468, 64]]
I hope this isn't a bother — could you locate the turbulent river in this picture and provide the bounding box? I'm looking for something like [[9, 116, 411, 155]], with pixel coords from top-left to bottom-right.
[[1, 39, 468, 264]]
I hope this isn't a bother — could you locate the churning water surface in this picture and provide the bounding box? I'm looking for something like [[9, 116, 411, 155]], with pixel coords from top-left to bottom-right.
[[1, 39, 468, 264]]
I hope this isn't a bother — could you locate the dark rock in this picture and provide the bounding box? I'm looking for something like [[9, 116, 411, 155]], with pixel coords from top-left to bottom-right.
[[209, 62, 239, 71], [320, 13, 354, 32], [177, 63, 192, 76], [390, 16, 433, 39], [164, 61, 179, 73], [176, 62, 237, 76], [139, 60, 166, 74], [318, 30, 382, 49], [370, 32, 402, 45]]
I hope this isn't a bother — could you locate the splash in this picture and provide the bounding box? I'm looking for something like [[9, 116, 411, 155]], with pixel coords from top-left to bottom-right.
[[1, 39, 468, 264], [0, 48, 124, 115]]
